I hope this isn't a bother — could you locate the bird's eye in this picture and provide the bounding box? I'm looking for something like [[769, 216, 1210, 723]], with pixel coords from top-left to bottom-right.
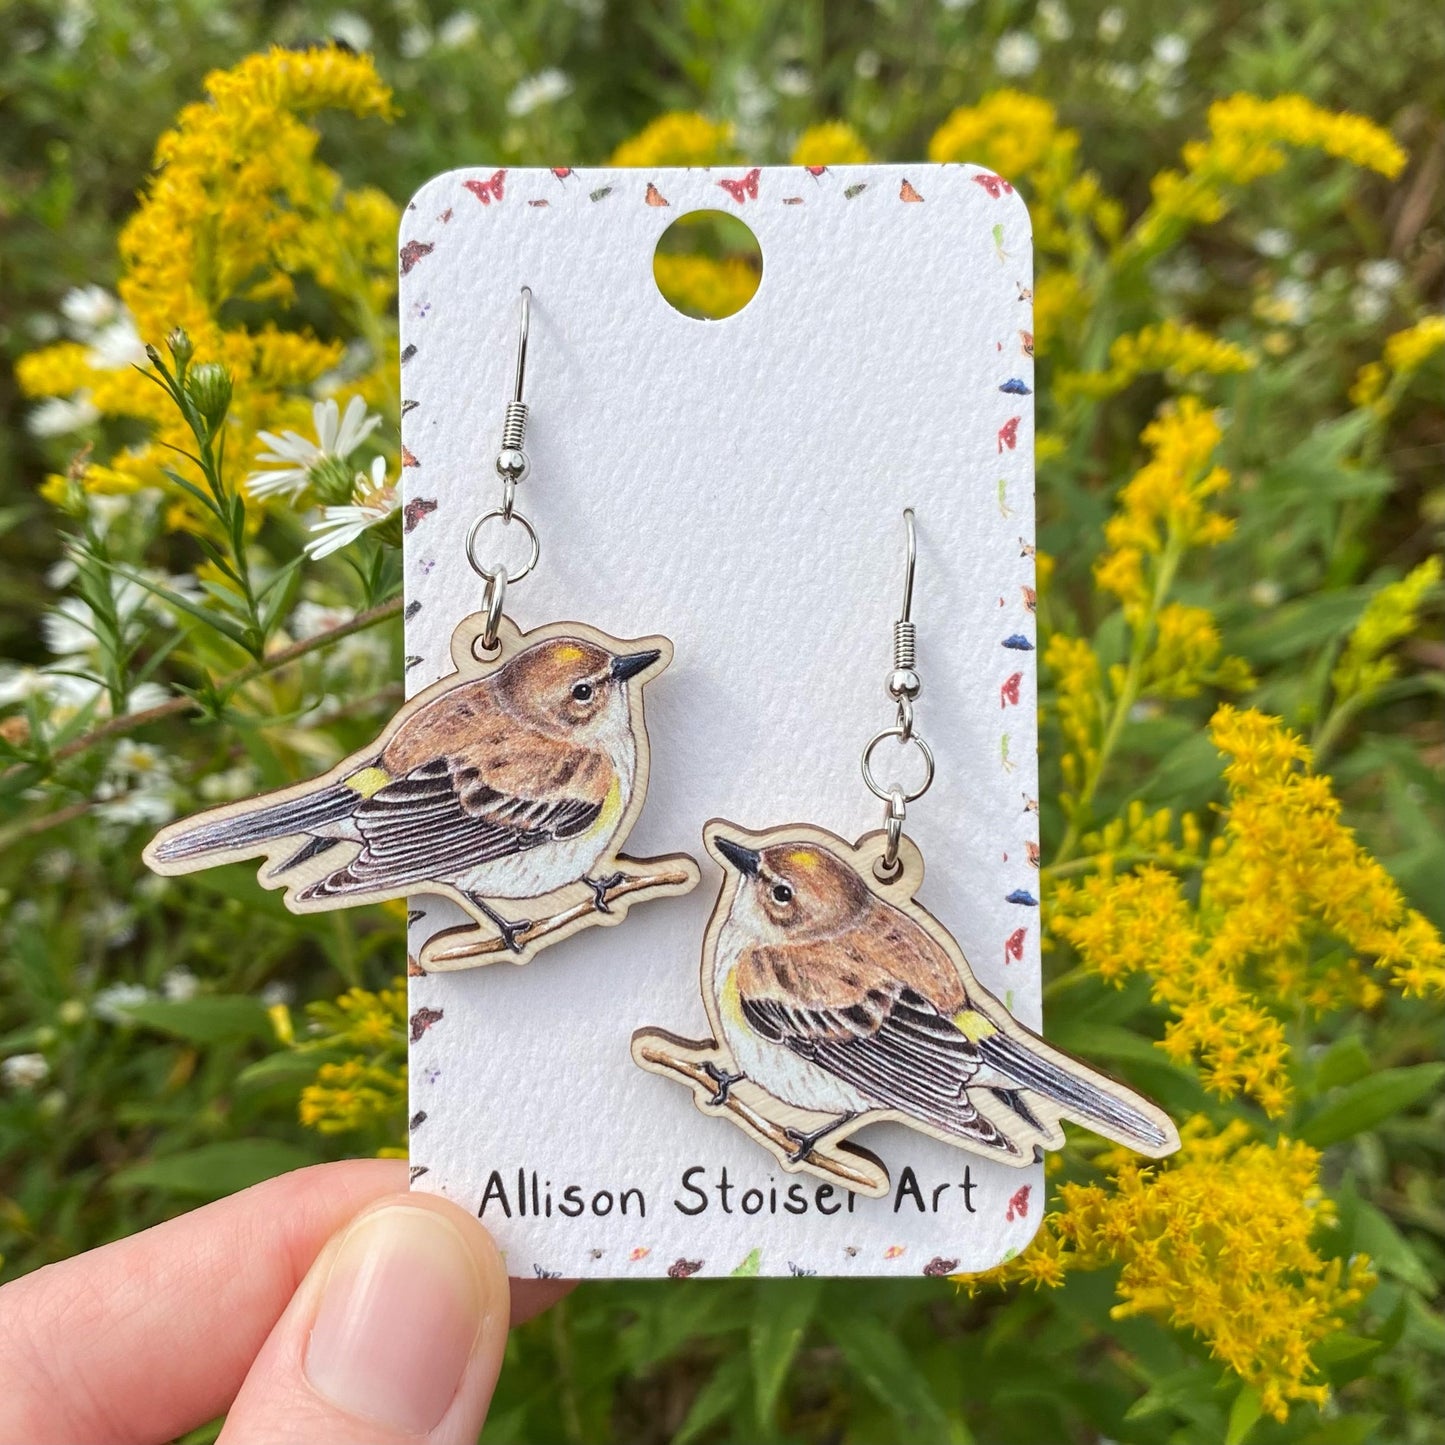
[[571, 681, 594, 702], [770, 882, 794, 905]]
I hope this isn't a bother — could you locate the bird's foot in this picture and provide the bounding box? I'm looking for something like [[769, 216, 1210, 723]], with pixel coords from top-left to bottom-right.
[[701, 1061, 744, 1107], [583, 871, 626, 913], [783, 1112, 857, 1164], [468, 896, 533, 955]]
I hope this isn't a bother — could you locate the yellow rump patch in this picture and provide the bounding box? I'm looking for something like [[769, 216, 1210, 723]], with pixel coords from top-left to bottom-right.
[[345, 766, 391, 798], [954, 1009, 998, 1042]]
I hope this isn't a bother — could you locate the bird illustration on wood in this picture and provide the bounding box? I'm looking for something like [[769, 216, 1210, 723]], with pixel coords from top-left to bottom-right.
[[146, 614, 699, 969], [634, 822, 1177, 1195]]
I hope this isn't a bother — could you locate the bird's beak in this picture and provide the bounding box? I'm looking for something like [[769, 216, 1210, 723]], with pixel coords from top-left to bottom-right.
[[714, 836, 761, 877], [610, 649, 662, 683]]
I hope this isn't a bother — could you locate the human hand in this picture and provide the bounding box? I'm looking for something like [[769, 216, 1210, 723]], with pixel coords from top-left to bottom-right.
[[0, 1159, 571, 1444]]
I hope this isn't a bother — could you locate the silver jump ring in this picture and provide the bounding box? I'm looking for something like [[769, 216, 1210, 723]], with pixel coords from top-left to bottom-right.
[[878, 787, 908, 878], [465, 508, 540, 585], [896, 695, 914, 743], [479, 569, 507, 650], [861, 726, 935, 805]]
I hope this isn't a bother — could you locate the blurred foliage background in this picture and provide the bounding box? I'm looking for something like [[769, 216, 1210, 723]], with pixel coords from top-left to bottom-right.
[[2, 3, 1444, 1443]]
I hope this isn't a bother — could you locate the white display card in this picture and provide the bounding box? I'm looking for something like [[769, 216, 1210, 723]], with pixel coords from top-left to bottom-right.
[[401, 163, 1039, 1278]]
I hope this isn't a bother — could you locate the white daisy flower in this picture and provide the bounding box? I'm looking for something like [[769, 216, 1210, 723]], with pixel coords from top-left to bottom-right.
[[1357, 259, 1404, 291], [1, 1053, 50, 1090], [1036, 0, 1073, 40], [27, 394, 99, 438], [246, 396, 381, 500], [506, 68, 573, 117], [305, 457, 400, 559], [1153, 33, 1188, 67], [87, 316, 147, 370], [92, 980, 148, 1021], [161, 967, 200, 1002], [59, 285, 119, 335], [994, 31, 1040, 75], [437, 11, 480, 47]]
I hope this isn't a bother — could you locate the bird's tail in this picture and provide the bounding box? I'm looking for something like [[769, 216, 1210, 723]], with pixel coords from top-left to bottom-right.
[[979, 1030, 1177, 1155], [146, 780, 362, 868]]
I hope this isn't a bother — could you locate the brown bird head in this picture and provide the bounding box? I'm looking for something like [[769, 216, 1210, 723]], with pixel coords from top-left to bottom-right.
[[496, 636, 662, 743], [713, 832, 872, 942]]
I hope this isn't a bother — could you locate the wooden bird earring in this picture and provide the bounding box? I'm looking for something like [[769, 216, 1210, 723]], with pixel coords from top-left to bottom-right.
[[146, 288, 700, 969], [633, 509, 1179, 1197]]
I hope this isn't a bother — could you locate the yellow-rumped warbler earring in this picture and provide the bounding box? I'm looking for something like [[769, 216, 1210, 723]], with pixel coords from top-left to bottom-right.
[[146, 288, 700, 970], [632, 509, 1179, 1197]]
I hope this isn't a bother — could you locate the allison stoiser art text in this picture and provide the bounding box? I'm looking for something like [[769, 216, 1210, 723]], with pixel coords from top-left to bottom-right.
[[476, 1164, 987, 1220]]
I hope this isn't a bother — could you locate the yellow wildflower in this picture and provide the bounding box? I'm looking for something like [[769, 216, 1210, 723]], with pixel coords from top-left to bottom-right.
[[294, 979, 408, 1145], [1061, 320, 1256, 400], [1349, 359, 1387, 410], [610, 112, 736, 168], [928, 90, 1113, 255], [791, 121, 870, 166], [1045, 633, 1102, 805], [1031, 270, 1084, 357], [1054, 708, 1445, 1110], [1095, 397, 1234, 620], [653, 253, 761, 321], [1144, 603, 1256, 698], [1131, 94, 1405, 256], [1382, 315, 1445, 374], [18, 45, 398, 532], [971, 1118, 1375, 1422], [1330, 556, 1442, 706]]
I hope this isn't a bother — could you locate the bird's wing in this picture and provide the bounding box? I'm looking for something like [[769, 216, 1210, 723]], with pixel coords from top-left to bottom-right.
[[334, 756, 604, 890], [737, 952, 1010, 1148]]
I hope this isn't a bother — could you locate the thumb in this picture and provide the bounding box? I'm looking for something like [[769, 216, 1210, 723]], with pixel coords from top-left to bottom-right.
[[219, 1192, 509, 1445]]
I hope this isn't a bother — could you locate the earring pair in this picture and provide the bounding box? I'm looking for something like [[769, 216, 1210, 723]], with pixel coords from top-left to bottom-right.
[[144, 287, 1178, 1190]]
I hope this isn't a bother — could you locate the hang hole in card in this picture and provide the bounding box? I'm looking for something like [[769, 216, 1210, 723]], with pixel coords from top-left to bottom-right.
[[651, 208, 763, 320]]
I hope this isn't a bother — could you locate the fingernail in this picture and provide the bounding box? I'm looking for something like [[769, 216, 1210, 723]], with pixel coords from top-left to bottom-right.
[[305, 1204, 485, 1433]]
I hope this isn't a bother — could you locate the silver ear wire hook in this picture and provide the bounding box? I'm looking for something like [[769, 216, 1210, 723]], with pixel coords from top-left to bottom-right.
[[467, 286, 541, 649], [495, 286, 532, 520], [862, 507, 934, 880]]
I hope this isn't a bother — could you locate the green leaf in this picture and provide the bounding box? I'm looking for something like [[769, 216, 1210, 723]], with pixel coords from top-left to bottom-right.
[[750, 1278, 821, 1432], [111, 564, 249, 648], [116, 995, 274, 1045], [730, 1247, 762, 1277], [673, 1352, 749, 1445], [1297, 1063, 1445, 1147], [1347, 1198, 1435, 1294], [825, 1313, 954, 1438], [110, 1139, 319, 1198], [1224, 1384, 1262, 1445], [1311, 1034, 1372, 1093]]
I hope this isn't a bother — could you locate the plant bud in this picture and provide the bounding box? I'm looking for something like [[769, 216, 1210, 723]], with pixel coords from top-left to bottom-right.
[[185, 362, 233, 427], [165, 328, 194, 368]]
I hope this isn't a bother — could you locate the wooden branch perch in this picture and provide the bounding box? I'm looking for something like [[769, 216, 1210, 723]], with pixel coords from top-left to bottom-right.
[[631, 1030, 889, 1196], [420, 862, 697, 970]]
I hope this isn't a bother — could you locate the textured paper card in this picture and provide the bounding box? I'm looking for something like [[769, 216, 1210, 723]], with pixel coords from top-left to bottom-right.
[[401, 163, 1038, 1279]]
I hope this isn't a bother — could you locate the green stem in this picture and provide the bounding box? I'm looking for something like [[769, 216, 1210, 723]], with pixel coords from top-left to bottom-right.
[[1056, 530, 1185, 865], [2, 597, 402, 786]]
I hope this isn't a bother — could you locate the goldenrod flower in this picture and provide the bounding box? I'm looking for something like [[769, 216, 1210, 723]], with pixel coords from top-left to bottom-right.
[[790, 121, 870, 166], [1131, 93, 1405, 256], [970, 1118, 1376, 1421], [1061, 320, 1256, 399], [17, 44, 399, 532], [1053, 707, 1445, 1110], [1382, 315, 1445, 373], [610, 112, 736, 167], [1330, 556, 1442, 706]]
